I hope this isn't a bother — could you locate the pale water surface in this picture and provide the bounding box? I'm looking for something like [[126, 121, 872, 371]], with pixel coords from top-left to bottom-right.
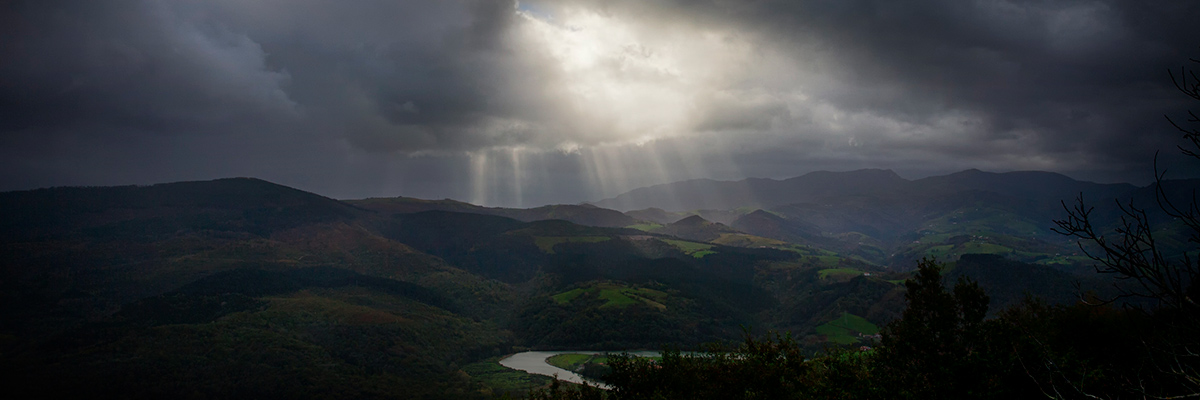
[[498, 351, 662, 390]]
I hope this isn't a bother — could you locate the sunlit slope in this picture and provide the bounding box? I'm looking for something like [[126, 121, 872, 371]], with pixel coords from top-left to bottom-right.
[[815, 312, 880, 345]]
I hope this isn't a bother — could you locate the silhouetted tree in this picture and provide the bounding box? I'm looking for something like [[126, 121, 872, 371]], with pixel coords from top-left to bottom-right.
[[1053, 53, 1200, 399], [872, 258, 1003, 399]]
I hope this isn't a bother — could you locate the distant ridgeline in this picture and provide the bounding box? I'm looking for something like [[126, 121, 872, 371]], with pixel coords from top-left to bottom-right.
[[0, 171, 1184, 398]]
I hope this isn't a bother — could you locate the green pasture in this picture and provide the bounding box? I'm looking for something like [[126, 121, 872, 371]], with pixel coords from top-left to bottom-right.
[[815, 312, 879, 345]]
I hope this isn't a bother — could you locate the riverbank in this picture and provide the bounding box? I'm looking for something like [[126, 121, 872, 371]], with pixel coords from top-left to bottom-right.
[[499, 351, 611, 389]]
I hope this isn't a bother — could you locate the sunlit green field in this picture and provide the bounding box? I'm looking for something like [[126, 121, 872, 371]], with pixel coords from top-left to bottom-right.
[[815, 312, 879, 344]]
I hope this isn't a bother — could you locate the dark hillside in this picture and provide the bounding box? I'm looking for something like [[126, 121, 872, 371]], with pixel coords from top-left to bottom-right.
[[912, 169, 1136, 202], [591, 178, 759, 211], [731, 209, 823, 243], [174, 266, 456, 311], [656, 215, 740, 242], [0, 178, 363, 242], [497, 204, 636, 228], [350, 197, 636, 227], [0, 182, 524, 399], [947, 254, 1134, 312], [625, 207, 685, 224], [947, 254, 1087, 311], [774, 169, 910, 200], [16, 283, 507, 400], [382, 211, 527, 256]]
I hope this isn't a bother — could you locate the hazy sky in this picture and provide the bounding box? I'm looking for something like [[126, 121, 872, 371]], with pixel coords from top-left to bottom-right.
[[2, 0, 1198, 206]]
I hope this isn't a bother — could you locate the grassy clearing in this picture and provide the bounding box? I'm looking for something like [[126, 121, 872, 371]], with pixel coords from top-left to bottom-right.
[[923, 244, 955, 258], [815, 324, 858, 345], [598, 289, 638, 308], [958, 242, 1012, 254], [711, 234, 835, 258], [818, 268, 863, 279], [629, 287, 668, 301], [919, 241, 1013, 261], [551, 283, 670, 309], [552, 288, 588, 305], [624, 287, 669, 310], [815, 312, 879, 345], [711, 233, 789, 248], [546, 353, 594, 370], [811, 255, 844, 268], [533, 236, 611, 254], [547, 353, 629, 371], [1032, 254, 1092, 265], [625, 223, 664, 232], [663, 239, 713, 253], [662, 239, 716, 258], [464, 357, 552, 394], [922, 207, 1045, 238], [918, 233, 955, 243]]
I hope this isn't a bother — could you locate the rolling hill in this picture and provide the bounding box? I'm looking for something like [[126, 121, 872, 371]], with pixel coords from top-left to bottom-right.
[[0, 172, 1167, 398]]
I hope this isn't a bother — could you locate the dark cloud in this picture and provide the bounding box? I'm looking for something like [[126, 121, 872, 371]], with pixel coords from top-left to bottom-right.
[[1, 0, 1197, 206]]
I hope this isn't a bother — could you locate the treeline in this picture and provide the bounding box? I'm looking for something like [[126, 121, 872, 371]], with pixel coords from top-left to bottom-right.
[[528, 258, 1199, 399]]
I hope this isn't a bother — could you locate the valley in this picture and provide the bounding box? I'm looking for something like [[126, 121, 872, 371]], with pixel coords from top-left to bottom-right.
[[0, 169, 1187, 398]]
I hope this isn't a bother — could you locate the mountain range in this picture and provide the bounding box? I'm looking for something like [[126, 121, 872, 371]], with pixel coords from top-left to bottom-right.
[[591, 168, 1137, 212], [0, 169, 1184, 398]]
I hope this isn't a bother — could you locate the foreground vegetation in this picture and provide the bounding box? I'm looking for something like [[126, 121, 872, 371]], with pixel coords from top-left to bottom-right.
[[527, 258, 1199, 399]]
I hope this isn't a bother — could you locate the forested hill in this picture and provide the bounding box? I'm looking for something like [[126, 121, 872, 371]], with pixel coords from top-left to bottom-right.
[[0, 177, 901, 398], [348, 197, 636, 228], [0, 176, 1157, 398], [0, 177, 365, 241]]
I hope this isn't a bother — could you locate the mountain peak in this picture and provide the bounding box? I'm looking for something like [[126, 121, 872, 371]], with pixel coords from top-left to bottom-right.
[[672, 215, 711, 226], [743, 209, 784, 221], [786, 168, 904, 182]]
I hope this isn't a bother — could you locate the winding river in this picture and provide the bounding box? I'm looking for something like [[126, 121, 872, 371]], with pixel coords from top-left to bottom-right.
[[498, 351, 662, 390]]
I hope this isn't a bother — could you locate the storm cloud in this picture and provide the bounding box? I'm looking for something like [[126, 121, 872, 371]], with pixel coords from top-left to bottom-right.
[[1, 0, 1197, 206]]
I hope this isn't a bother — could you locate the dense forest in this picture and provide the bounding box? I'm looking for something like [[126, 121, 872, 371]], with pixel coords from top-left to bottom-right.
[[529, 258, 1198, 399]]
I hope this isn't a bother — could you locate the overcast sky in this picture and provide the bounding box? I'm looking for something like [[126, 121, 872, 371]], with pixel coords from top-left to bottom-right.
[[2, 0, 1198, 206]]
